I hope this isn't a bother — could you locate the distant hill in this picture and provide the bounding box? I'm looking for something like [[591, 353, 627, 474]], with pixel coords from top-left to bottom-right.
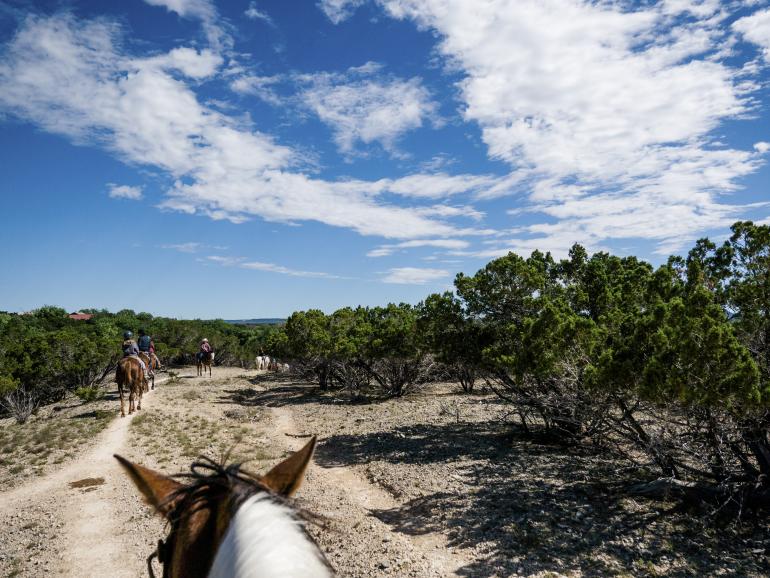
[[224, 318, 285, 326]]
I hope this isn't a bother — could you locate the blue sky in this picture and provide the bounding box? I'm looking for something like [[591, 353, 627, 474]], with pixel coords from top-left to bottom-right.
[[1, 0, 769, 318]]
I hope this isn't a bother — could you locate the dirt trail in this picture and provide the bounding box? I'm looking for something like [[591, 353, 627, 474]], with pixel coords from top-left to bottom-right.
[[0, 369, 470, 577], [268, 404, 464, 577], [0, 373, 173, 577]]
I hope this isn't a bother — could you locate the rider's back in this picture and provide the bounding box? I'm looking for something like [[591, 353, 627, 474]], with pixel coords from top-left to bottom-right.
[[137, 334, 151, 351]]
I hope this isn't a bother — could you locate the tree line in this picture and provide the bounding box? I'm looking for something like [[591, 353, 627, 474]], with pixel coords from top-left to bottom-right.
[[0, 308, 280, 404], [272, 221, 770, 512], [3, 221, 769, 511]]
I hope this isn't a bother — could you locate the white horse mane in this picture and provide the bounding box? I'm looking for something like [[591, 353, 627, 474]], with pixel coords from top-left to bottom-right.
[[208, 494, 332, 578]]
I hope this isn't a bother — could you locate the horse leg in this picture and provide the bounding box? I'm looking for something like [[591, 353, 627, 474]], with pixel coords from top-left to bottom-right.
[[119, 384, 126, 417], [129, 389, 135, 414], [136, 386, 142, 411]]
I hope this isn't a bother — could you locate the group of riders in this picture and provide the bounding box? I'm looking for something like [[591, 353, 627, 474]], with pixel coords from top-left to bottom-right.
[[121, 329, 213, 380]]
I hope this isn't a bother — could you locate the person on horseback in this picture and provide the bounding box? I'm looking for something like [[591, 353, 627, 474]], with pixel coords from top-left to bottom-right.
[[123, 331, 148, 378], [197, 338, 213, 363], [137, 329, 161, 370]]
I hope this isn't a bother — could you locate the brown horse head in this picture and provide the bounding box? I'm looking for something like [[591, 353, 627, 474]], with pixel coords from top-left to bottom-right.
[[115, 437, 331, 578]]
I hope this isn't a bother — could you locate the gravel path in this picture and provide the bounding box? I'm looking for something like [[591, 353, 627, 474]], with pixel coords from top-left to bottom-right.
[[0, 369, 471, 577], [1, 368, 768, 577]]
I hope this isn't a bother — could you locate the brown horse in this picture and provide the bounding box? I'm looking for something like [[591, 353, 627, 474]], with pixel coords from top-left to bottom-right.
[[139, 352, 160, 390], [115, 437, 331, 578], [197, 351, 213, 377], [116, 356, 146, 417]]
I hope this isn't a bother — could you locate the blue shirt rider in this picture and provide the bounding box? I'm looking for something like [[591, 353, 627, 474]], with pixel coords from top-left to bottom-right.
[[122, 331, 147, 376]]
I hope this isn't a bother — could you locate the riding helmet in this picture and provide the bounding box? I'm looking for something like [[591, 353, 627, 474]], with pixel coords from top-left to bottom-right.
[[123, 330, 133, 339]]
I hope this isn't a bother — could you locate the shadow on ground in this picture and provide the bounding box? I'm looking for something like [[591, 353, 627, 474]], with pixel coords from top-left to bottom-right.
[[218, 375, 375, 408], [225, 377, 770, 577], [319, 424, 769, 577]]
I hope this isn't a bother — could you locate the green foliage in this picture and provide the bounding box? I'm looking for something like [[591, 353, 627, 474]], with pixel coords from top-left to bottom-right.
[[0, 308, 282, 409], [0, 374, 19, 397], [74, 386, 103, 403]]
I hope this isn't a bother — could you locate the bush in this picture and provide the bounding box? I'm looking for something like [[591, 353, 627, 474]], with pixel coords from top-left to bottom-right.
[[74, 386, 103, 403], [1, 389, 38, 424]]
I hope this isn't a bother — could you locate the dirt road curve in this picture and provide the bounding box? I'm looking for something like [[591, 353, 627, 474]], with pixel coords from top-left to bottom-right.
[[0, 368, 466, 577]]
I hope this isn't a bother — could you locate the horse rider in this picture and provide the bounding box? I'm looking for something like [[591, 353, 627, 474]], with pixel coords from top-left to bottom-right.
[[123, 331, 148, 379], [137, 329, 161, 370], [198, 338, 213, 363]]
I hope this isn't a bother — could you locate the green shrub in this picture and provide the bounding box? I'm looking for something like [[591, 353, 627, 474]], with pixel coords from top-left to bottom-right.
[[74, 386, 103, 403]]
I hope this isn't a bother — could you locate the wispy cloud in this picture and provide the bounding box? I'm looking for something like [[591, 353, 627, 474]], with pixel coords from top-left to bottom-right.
[[368, 239, 469, 257], [160, 242, 227, 253], [206, 255, 341, 278], [107, 183, 143, 200], [296, 62, 440, 157], [317, 0, 367, 25], [382, 267, 450, 285], [0, 13, 474, 241], [229, 74, 283, 105], [244, 2, 275, 26], [323, 0, 769, 254], [143, 0, 230, 49]]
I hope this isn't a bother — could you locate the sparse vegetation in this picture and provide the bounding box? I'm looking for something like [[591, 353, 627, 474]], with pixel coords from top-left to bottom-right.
[[278, 220, 770, 515], [0, 408, 113, 487], [1, 388, 38, 424], [131, 407, 273, 467]]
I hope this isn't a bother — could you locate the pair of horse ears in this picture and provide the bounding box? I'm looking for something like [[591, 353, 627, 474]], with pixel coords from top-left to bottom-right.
[[115, 437, 317, 515]]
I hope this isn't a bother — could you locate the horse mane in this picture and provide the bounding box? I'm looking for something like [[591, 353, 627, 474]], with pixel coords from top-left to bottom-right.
[[161, 455, 327, 539]]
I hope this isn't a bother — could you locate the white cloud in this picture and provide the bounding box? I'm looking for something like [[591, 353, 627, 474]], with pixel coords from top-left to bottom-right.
[[298, 64, 439, 156], [166, 242, 233, 252], [245, 2, 275, 26], [367, 238, 469, 257], [734, 8, 770, 61], [229, 74, 282, 105], [755, 141, 770, 154], [144, 0, 213, 19], [0, 14, 468, 241], [137, 47, 223, 79], [206, 255, 340, 278], [351, 0, 766, 254], [143, 0, 229, 49], [317, 0, 367, 24], [382, 267, 450, 284], [107, 183, 143, 200], [161, 242, 202, 253], [371, 172, 499, 199]]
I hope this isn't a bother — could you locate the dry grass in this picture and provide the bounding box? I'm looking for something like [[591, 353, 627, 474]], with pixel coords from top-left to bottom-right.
[[0, 408, 113, 488], [129, 374, 277, 471]]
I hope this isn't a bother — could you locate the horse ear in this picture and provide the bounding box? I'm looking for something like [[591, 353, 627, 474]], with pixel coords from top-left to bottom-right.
[[114, 454, 182, 516], [261, 436, 317, 497]]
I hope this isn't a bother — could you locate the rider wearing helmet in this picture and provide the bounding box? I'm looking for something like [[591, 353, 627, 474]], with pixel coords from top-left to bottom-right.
[[137, 328, 160, 373], [122, 330, 148, 377]]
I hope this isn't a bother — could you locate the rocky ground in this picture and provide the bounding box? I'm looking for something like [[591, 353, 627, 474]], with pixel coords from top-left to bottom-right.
[[0, 368, 768, 577]]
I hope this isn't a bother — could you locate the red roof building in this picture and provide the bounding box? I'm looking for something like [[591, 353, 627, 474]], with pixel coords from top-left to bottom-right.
[[68, 312, 94, 321]]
